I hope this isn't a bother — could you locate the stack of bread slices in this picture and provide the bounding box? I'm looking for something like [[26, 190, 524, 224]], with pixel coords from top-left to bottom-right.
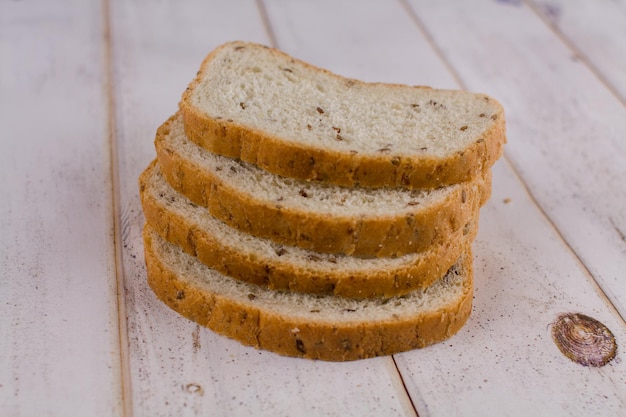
[[139, 41, 506, 361]]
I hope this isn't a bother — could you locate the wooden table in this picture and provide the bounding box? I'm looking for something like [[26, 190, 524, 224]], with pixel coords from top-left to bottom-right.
[[2, 1, 625, 416]]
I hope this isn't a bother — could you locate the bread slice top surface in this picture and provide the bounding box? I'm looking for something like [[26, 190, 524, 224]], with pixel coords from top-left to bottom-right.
[[158, 113, 488, 218], [144, 226, 472, 324], [181, 41, 505, 161]]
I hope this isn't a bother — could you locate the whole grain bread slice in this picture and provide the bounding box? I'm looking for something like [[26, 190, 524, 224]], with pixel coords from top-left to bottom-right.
[[140, 160, 478, 299], [179, 41, 505, 189], [143, 226, 473, 361], [155, 113, 491, 258]]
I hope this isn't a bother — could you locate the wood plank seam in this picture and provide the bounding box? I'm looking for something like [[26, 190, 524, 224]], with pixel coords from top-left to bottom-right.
[[523, 0, 626, 108], [500, 158, 626, 324], [610, 217, 626, 245], [391, 356, 420, 417], [255, 0, 279, 49], [103, 0, 134, 414], [398, 0, 466, 88], [400, 0, 626, 325]]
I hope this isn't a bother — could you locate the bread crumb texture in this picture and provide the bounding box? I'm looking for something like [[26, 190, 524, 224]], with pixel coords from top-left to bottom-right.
[[180, 41, 506, 189], [190, 43, 500, 156]]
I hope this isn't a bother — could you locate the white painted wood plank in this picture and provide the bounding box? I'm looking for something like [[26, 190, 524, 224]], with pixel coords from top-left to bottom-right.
[[110, 1, 415, 415], [396, 159, 626, 417], [261, 0, 626, 415], [528, 0, 626, 103], [405, 0, 626, 316], [263, 0, 459, 88], [0, 0, 123, 416], [121, 213, 415, 417]]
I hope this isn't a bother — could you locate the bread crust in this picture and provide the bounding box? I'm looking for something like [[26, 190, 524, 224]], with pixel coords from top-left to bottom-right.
[[155, 115, 491, 257], [143, 227, 473, 361], [179, 41, 506, 190], [140, 161, 479, 299]]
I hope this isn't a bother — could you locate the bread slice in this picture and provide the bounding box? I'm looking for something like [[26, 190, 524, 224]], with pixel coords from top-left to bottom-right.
[[179, 41, 505, 190], [143, 226, 474, 361], [155, 113, 491, 258], [140, 160, 478, 299]]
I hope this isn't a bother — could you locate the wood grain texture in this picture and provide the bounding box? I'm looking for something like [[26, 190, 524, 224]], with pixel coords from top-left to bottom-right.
[[4, 0, 625, 415], [262, 0, 459, 87], [405, 0, 626, 317], [396, 160, 626, 417], [119, 200, 416, 417], [110, 0, 415, 415], [0, 0, 123, 415], [264, 0, 626, 415], [528, 0, 626, 104]]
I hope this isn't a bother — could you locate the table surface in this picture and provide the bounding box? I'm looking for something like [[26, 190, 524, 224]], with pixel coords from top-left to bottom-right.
[[2, 0, 625, 416]]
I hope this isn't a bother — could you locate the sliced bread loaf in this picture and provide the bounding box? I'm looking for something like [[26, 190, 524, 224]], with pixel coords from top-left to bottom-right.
[[140, 160, 478, 299], [155, 113, 491, 258], [179, 41, 505, 189], [143, 226, 474, 361]]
